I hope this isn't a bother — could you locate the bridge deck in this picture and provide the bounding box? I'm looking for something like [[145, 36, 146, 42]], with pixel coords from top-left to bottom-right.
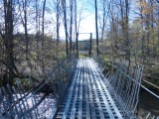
[[54, 58, 124, 119]]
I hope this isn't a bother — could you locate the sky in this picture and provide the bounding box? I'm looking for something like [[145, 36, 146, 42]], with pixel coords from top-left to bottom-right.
[[77, 12, 96, 40], [61, 0, 96, 40], [75, 0, 96, 40]]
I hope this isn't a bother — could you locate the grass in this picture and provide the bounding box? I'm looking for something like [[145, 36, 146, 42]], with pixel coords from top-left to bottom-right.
[[79, 54, 89, 58]]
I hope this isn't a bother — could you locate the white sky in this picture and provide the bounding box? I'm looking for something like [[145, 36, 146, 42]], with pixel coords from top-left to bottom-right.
[[76, 0, 96, 40], [58, 0, 96, 41], [78, 13, 96, 40]]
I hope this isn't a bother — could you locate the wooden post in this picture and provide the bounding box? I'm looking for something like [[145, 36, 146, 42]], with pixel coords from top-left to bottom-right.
[[89, 33, 92, 57], [76, 33, 79, 58]]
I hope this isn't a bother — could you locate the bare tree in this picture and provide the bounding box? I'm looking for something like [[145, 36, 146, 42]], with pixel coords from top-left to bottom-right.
[[22, 0, 29, 60], [2, 0, 18, 85], [35, 0, 40, 59], [74, 0, 78, 57], [41, 0, 46, 73], [69, 0, 73, 54], [56, 0, 61, 56], [62, 0, 69, 57], [95, 0, 99, 55], [99, 0, 110, 41]]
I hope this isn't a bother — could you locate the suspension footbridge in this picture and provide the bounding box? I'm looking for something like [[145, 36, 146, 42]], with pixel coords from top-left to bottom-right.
[[1, 57, 158, 119], [54, 58, 123, 119]]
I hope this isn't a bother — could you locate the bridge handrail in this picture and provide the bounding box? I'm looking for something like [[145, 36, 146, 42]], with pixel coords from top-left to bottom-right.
[[95, 55, 144, 118], [0, 56, 77, 118], [110, 62, 159, 100]]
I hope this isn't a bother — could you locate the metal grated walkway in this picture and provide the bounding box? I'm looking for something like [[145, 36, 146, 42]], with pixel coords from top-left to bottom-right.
[[54, 58, 124, 119]]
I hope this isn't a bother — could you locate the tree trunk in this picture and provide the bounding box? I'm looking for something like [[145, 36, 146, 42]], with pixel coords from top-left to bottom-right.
[[23, 0, 29, 60], [95, 0, 99, 55], [3, 0, 17, 86], [69, 0, 73, 55], [42, 0, 46, 73], [74, 0, 78, 57], [56, 0, 60, 57], [62, 0, 69, 57]]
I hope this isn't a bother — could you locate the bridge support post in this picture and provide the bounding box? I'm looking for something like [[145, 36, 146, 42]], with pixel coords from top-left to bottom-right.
[[89, 33, 92, 57], [76, 32, 79, 58]]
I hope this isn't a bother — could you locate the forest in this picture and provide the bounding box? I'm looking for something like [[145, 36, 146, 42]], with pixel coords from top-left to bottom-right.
[[101, 0, 159, 89], [0, 0, 159, 118]]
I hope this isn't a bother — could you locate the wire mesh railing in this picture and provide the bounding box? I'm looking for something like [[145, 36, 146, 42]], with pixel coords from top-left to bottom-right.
[[107, 63, 144, 117], [0, 56, 77, 118], [97, 55, 159, 118], [0, 83, 46, 118], [145, 112, 159, 119], [95, 56, 144, 118]]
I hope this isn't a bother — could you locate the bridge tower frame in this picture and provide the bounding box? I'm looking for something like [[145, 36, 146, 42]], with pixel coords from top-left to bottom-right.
[[76, 32, 93, 58]]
